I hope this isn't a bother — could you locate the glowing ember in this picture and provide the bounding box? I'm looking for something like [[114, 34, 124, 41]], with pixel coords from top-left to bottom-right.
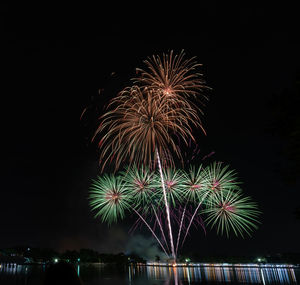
[[190, 184, 201, 190], [211, 180, 220, 191], [106, 191, 121, 204], [163, 87, 172, 95], [166, 180, 175, 189], [135, 180, 145, 191], [222, 203, 236, 212]]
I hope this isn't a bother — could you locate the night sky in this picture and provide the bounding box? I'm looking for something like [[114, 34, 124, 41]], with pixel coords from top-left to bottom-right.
[[3, 5, 300, 259]]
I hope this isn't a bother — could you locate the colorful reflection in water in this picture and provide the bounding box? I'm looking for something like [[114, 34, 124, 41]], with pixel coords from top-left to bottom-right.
[[132, 263, 298, 284], [0, 262, 298, 284]]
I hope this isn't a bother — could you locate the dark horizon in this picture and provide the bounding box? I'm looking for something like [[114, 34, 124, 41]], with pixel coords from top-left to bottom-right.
[[3, 6, 300, 259]]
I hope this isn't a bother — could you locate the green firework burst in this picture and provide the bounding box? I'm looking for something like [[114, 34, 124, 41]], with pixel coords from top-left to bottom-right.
[[89, 174, 132, 224], [121, 165, 157, 209], [154, 168, 185, 207], [202, 189, 260, 238], [203, 162, 241, 202], [181, 165, 210, 203]]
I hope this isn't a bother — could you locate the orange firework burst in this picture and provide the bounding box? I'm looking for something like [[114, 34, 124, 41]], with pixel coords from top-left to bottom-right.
[[93, 86, 200, 172], [134, 50, 209, 103]]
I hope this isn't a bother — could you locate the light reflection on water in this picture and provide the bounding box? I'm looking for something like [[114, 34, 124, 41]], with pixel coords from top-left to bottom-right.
[[0, 262, 298, 284], [133, 264, 298, 284]]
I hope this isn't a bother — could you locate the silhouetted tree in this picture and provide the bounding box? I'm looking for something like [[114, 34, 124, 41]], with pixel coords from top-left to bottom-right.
[[79, 248, 100, 263], [61, 250, 80, 263]]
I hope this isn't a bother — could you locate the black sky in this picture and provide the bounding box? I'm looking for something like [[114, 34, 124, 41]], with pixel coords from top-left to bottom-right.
[[3, 5, 300, 258]]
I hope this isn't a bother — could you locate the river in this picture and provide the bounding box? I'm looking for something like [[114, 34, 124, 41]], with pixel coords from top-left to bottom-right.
[[0, 262, 299, 284]]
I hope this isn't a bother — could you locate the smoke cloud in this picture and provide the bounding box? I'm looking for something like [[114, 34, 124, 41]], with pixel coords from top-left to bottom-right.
[[125, 235, 167, 261]]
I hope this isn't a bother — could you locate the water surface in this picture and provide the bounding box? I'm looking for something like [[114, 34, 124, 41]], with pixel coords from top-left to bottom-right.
[[0, 262, 299, 284]]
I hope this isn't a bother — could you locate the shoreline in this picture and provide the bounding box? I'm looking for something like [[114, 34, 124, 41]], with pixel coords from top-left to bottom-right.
[[1, 261, 299, 269]]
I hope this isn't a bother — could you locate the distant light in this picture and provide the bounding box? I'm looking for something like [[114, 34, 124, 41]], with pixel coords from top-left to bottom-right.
[[258, 258, 262, 262], [77, 258, 80, 262], [27, 248, 30, 251], [54, 258, 58, 263]]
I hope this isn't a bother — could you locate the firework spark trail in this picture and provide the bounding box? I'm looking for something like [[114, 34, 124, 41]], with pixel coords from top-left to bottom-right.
[[156, 148, 176, 260], [191, 207, 206, 229], [132, 208, 169, 258], [129, 207, 153, 235], [169, 207, 183, 225], [181, 197, 207, 248], [152, 205, 171, 254], [128, 216, 141, 235], [202, 151, 215, 161], [175, 204, 186, 256]]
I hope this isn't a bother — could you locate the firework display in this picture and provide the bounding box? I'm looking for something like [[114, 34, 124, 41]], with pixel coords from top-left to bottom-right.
[[93, 85, 201, 172], [133, 50, 208, 100], [89, 174, 131, 224], [88, 50, 260, 261], [89, 164, 260, 256], [202, 189, 260, 238]]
